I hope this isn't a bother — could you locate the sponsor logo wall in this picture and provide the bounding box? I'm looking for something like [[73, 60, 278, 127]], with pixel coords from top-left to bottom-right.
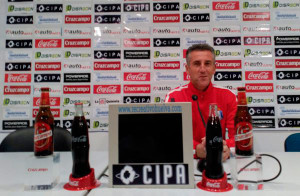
[[1, 0, 300, 131]]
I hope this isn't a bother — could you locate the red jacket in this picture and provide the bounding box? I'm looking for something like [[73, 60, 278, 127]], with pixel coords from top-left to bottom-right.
[[165, 82, 237, 153]]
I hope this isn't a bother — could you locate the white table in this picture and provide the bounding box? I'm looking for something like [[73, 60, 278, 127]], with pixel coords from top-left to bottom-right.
[[0, 151, 108, 196], [88, 152, 300, 196]]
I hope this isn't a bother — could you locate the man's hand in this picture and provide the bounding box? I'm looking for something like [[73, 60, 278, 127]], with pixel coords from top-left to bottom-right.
[[196, 138, 230, 161], [196, 138, 206, 158], [222, 140, 230, 162]]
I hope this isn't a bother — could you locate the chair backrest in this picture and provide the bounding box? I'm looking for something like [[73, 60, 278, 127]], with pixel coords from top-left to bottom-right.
[[284, 133, 300, 152], [0, 126, 71, 152]]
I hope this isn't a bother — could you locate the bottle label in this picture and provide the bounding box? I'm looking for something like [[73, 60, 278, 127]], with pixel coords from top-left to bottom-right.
[[235, 122, 253, 150], [34, 122, 53, 151], [72, 135, 87, 142]]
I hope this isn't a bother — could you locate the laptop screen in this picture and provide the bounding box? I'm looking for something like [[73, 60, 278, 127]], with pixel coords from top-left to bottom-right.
[[118, 113, 183, 163]]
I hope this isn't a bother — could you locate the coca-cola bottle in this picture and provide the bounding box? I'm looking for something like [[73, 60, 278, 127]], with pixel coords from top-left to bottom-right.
[[205, 103, 224, 179], [71, 102, 91, 178], [34, 87, 54, 157], [235, 87, 254, 156]]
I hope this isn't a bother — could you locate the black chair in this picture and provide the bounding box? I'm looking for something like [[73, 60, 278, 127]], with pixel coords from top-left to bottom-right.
[[0, 126, 71, 152], [284, 133, 300, 152]]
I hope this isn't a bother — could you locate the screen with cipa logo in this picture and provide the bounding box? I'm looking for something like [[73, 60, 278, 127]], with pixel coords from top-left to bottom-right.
[[108, 102, 194, 188]]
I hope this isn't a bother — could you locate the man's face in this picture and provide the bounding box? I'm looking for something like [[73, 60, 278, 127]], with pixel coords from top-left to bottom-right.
[[185, 50, 216, 91]]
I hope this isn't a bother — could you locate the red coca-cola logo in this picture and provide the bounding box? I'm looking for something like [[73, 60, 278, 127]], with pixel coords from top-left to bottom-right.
[[94, 61, 121, 70], [33, 108, 60, 118], [275, 59, 300, 68], [5, 74, 31, 83], [124, 72, 150, 81], [63, 85, 90, 94], [215, 60, 242, 69], [123, 38, 151, 47], [183, 72, 190, 81], [35, 62, 61, 71], [245, 83, 273, 92], [153, 14, 180, 23], [64, 39, 91, 48], [4, 86, 31, 95], [123, 84, 151, 94], [33, 97, 60, 107], [94, 85, 121, 94], [245, 71, 273, 80], [65, 15, 92, 24], [243, 12, 270, 21], [154, 61, 180, 69], [213, 1, 240, 10], [35, 39, 62, 48]]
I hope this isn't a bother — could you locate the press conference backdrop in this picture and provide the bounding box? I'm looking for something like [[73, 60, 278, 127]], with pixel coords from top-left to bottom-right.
[[1, 0, 300, 136]]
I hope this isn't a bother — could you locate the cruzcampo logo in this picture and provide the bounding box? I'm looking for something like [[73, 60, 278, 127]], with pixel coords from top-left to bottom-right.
[[3, 98, 10, 106], [93, 121, 100, 128], [65, 51, 71, 58], [63, 98, 70, 105], [273, 1, 279, 8]]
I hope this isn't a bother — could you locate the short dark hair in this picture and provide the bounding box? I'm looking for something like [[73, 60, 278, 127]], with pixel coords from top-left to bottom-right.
[[186, 44, 215, 65]]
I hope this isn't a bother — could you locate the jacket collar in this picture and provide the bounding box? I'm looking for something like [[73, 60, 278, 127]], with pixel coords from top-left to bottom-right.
[[188, 82, 213, 97]]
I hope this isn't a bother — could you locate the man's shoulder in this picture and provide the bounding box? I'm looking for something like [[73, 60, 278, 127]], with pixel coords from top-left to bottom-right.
[[167, 84, 189, 96], [165, 84, 190, 102]]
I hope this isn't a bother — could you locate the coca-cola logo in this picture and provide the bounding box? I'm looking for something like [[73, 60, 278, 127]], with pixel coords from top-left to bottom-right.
[[206, 182, 221, 188], [72, 135, 87, 142], [35, 39, 62, 48], [245, 71, 273, 80], [94, 85, 121, 94], [213, 1, 240, 10], [33, 97, 60, 107], [5, 74, 31, 83], [124, 72, 150, 81]]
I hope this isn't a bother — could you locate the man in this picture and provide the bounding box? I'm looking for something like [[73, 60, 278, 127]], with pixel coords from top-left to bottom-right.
[[165, 44, 237, 161]]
